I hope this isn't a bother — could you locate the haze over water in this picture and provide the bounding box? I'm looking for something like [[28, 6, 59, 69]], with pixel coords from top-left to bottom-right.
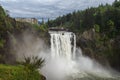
[[40, 31, 119, 80]]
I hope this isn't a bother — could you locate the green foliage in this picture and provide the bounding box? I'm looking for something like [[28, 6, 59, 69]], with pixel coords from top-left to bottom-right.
[[94, 24, 100, 33], [39, 24, 47, 32], [113, 0, 120, 7], [45, 0, 120, 71], [0, 5, 47, 64], [33, 23, 48, 32], [107, 20, 115, 31], [0, 39, 5, 48], [47, 1, 120, 35], [107, 20, 116, 38], [0, 64, 45, 80], [0, 6, 6, 19], [21, 56, 45, 71]]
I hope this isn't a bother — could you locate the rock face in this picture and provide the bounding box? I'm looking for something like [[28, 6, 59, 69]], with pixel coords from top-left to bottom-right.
[[81, 28, 95, 40], [76, 28, 120, 71], [76, 28, 110, 67], [111, 36, 120, 71]]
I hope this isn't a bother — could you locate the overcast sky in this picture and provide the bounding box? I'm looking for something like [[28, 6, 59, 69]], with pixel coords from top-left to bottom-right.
[[0, 0, 115, 19]]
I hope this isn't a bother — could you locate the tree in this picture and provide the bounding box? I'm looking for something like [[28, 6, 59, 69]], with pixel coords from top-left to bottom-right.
[[107, 20, 116, 38], [113, 0, 120, 7], [94, 24, 100, 33], [5, 10, 10, 17], [41, 18, 44, 24], [107, 20, 115, 32], [21, 56, 45, 71]]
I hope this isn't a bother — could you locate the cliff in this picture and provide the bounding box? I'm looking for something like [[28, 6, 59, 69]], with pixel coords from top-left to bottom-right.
[[0, 5, 46, 80], [76, 28, 120, 71]]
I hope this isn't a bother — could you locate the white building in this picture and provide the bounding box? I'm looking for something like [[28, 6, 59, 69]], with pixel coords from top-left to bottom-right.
[[15, 18, 38, 24]]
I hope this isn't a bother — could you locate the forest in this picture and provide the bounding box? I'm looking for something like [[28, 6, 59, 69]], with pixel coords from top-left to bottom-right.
[[0, 5, 46, 80], [0, 0, 120, 80], [47, 0, 120, 71], [48, 0, 120, 35]]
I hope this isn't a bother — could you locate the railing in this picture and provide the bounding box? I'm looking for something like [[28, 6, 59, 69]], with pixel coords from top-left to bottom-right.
[[49, 27, 68, 31]]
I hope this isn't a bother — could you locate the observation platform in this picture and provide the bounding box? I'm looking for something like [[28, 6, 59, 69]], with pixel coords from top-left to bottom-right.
[[49, 27, 69, 31]]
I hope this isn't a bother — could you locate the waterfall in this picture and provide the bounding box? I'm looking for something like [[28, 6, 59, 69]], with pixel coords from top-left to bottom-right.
[[41, 31, 82, 80], [41, 31, 114, 80], [49, 31, 76, 60]]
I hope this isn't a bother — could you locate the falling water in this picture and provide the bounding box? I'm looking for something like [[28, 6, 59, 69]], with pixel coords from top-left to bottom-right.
[[50, 31, 76, 60], [41, 31, 120, 80]]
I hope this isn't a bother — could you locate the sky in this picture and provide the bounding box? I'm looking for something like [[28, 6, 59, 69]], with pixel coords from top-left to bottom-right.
[[0, 0, 115, 19]]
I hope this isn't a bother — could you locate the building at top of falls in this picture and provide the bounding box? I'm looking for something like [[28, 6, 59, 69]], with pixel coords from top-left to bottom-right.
[[49, 27, 69, 31], [14, 17, 38, 24]]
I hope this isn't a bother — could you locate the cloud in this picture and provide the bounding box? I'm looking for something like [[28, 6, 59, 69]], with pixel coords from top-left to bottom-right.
[[0, 0, 115, 18]]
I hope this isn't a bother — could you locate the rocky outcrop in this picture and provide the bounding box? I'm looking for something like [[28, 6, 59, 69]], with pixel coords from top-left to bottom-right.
[[81, 28, 95, 40], [76, 28, 110, 67], [76, 28, 120, 71], [110, 36, 120, 71]]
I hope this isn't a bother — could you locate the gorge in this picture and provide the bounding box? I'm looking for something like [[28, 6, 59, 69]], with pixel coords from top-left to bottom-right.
[[39, 30, 119, 80]]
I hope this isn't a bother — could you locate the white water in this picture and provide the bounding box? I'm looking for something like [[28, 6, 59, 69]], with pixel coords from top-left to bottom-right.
[[50, 31, 76, 60], [40, 31, 114, 80]]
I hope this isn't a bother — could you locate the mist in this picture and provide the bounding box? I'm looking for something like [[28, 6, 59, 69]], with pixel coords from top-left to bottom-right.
[[9, 30, 119, 80], [9, 29, 48, 61], [40, 48, 114, 80]]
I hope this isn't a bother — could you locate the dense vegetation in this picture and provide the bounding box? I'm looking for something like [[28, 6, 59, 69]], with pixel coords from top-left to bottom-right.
[[47, 0, 120, 71], [0, 0, 120, 79], [48, 0, 120, 35], [0, 64, 45, 80], [0, 5, 46, 80], [47, 1, 120, 34], [0, 5, 47, 64]]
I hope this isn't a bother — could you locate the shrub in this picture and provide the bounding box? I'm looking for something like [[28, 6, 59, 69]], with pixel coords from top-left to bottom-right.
[[21, 56, 45, 71]]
